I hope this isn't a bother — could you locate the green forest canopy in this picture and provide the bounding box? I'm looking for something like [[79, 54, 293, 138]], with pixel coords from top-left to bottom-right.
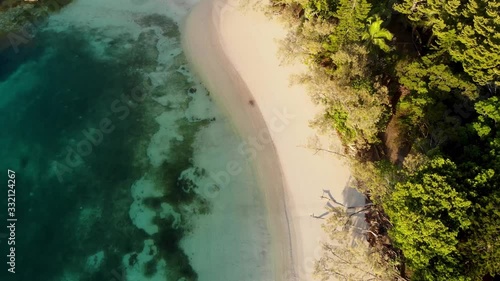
[[268, 0, 499, 280]]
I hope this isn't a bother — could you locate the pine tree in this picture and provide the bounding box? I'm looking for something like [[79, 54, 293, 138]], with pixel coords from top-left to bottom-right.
[[394, 0, 500, 86], [324, 0, 372, 52]]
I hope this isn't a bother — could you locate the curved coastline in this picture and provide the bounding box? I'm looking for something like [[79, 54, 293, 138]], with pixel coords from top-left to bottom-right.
[[182, 0, 366, 279], [182, 0, 297, 280]]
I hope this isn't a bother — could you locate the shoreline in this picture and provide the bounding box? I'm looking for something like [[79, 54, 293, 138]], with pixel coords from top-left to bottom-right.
[[182, 0, 296, 279], [182, 0, 365, 279]]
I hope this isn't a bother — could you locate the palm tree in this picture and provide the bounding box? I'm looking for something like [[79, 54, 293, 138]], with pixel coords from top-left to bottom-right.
[[362, 17, 394, 52]]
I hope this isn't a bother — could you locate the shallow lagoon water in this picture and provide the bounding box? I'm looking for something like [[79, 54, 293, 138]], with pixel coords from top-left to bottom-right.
[[0, 1, 273, 280]]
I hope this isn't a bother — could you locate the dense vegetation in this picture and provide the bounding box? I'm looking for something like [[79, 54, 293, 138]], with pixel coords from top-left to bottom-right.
[[267, 0, 499, 280]]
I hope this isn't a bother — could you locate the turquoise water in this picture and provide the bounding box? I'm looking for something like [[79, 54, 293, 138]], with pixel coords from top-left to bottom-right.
[[0, 2, 273, 280]]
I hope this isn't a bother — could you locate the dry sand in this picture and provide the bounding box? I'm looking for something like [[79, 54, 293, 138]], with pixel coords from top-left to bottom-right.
[[182, 0, 366, 279]]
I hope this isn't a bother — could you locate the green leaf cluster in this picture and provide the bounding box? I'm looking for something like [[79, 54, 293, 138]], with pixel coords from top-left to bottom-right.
[[268, 0, 500, 279], [384, 158, 472, 280], [394, 0, 500, 85]]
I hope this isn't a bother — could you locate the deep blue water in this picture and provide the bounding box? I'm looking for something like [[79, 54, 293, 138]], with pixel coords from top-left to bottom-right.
[[0, 14, 212, 281]]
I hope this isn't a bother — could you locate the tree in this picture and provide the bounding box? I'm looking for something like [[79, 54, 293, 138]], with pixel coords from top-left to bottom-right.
[[268, 1, 500, 280], [473, 96, 500, 138], [303, 0, 338, 19], [386, 143, 500, 280], [324, 0, 372, 52], [396, 58, 478, 143], [394, 0, 500, 86], [362, 16, 393, 52], [314, 206, 402, 281], [461, 96, 500, 279], [384, 157, 472, 280]]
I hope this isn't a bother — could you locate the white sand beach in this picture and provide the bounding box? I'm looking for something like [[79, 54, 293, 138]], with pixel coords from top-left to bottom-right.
[[183, 0, 366, 280]]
